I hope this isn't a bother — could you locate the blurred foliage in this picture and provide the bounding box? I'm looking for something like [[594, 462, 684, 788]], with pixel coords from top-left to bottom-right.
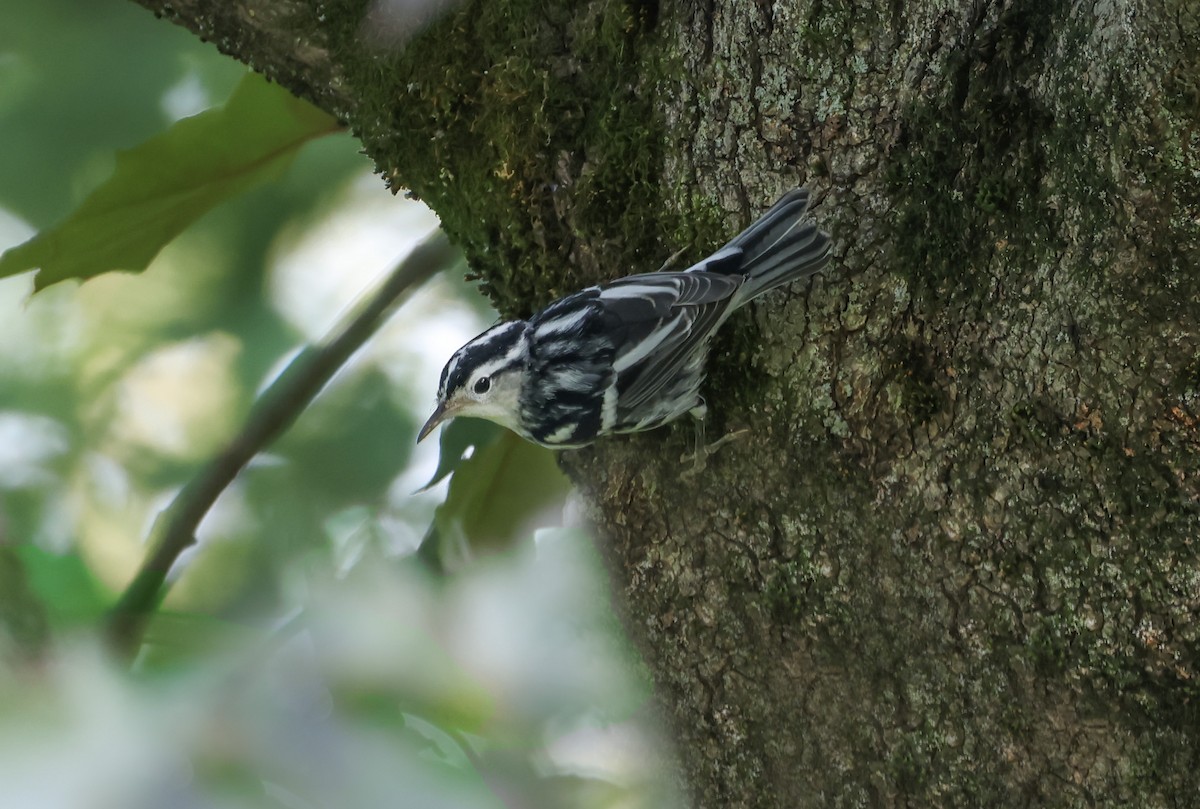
[[0, 0, 677, 806], [0, 546, 49, 656], [0, 0, 248, 226], [419, 417, 504, 493], [14, 543, 108, 630], [424, 427, 574, 568], [0, 72, 339, 289]]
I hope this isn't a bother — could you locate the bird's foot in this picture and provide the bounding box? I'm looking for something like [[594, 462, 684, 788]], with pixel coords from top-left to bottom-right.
[[680, 428, 749, 479], [656, 245, 690, 272]]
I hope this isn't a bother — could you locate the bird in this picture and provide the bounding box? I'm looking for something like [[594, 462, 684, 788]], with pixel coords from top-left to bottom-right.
[[418, 187, 831, 453]]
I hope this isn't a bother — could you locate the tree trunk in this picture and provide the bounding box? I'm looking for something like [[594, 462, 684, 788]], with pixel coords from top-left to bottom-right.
[[133, 0, 1200, 805]]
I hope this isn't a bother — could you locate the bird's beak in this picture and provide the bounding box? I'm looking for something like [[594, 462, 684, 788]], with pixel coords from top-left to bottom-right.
[[417, 402, 450, 443]]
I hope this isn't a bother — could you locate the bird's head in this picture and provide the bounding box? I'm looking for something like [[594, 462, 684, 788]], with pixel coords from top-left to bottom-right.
[[418, 320, 531, 442]]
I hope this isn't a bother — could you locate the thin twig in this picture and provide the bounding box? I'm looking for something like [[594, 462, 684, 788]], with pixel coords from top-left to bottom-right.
[[105, 229, 459, 658]]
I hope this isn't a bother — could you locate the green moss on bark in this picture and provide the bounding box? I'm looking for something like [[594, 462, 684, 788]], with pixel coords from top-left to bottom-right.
[[886, 1, 1121, 311], [319, 0, 697, 315]]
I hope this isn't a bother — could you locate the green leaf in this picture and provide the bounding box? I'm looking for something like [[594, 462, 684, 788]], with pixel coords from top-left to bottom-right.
[[0, 71, 339, 290], [137, 611, 259, 668], [14, 544, 108, 629], [417, 417, 503, 492], [429, 432, 571, 559], [0, 547, 50, 658]]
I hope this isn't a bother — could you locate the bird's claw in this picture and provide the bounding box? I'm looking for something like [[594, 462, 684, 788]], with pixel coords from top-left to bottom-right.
[[680, 428, 749, 479], [656, 245, 691, 272]]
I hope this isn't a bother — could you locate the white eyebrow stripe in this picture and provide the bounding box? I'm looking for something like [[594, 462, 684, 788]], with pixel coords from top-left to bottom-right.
[[468, 334, 528, 380]]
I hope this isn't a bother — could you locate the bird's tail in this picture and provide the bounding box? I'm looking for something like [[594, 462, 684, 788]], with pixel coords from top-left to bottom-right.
[[723, 188, 831, 303]]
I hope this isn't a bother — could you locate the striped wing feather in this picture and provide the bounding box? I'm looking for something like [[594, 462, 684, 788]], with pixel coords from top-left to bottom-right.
[[597, 272, 742, 415]]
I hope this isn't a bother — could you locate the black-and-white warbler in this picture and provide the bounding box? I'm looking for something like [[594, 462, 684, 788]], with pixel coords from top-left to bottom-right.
[[418, 188, 831, 450]]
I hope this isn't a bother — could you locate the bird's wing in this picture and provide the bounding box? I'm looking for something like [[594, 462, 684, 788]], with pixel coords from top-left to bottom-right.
[[597, 271, 741, 412]]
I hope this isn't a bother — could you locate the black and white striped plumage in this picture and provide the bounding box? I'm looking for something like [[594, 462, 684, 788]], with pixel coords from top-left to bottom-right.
[[418, 188, 831, 448]]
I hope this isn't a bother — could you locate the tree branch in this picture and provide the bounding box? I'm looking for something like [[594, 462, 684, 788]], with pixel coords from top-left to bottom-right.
[[129, 0, 355, 120], [105, 229, 459, 658]]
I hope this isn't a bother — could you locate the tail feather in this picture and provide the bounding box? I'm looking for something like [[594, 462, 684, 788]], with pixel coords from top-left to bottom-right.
[[725, 188, 812, 254], [722, 188, 832, 303]]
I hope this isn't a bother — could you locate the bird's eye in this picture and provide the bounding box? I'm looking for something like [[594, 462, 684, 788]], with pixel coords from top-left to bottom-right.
[[473, 376, 491, 394]]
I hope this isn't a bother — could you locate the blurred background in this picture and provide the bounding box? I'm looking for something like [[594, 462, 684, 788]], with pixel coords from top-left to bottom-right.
[[0, 0, 679, 806]]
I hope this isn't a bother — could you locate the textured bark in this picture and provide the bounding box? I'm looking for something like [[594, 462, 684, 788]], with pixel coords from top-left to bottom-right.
[[130, 0, 355, 118], [134, 0, 1200, 805]]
